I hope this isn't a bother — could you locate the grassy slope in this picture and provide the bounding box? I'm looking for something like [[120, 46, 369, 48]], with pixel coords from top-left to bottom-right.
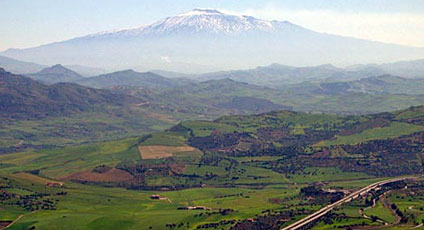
[[363, 200, 397, 223], [0, 169, 303, 230], [0, 137, 141, 178], [318, 122, 424, 146], [0, 107, 179, 150]]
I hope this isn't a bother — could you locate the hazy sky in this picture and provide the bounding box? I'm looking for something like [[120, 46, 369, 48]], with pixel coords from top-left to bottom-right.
[[1, 0, 424, 51]]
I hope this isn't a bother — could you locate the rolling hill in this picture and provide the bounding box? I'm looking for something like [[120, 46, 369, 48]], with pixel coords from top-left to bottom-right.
[[0, 68, 140, 119], [0, 68, 186, 152]]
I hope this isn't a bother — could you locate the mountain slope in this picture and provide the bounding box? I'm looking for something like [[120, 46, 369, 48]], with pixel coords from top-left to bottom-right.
[[2, 9, 423, 71], [0, 55, 46, 74]]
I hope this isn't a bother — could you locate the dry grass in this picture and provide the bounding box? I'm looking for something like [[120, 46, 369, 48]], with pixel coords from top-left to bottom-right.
[[62, 168, 133, 182], [138, 145, 197, 159]]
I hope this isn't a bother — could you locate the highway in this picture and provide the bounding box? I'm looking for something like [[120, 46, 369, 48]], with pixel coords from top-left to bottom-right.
[[281, 176, 416, 230]]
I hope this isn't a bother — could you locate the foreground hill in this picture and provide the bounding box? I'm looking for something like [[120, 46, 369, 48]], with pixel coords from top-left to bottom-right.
[[132, 105, 424, 183], [4, 105, 424, 188], [1, 106, 424, 229]]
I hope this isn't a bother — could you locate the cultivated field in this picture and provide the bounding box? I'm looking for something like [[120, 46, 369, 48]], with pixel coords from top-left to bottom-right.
[[138, 145, 198, 159]]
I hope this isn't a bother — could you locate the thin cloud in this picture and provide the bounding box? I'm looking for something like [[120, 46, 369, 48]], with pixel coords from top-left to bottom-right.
[[221, 6, 424, 47]]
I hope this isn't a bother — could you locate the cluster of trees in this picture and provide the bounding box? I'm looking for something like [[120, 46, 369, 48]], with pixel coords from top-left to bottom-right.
[[164, 222, 190, 229], [300, 186, 344, 205], [231, 209, 310, 230], [13, 193, 57, 211], [196, 219, 236, 229]]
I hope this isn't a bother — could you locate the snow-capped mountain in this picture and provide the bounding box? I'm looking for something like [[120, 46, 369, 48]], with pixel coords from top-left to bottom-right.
[[2, 9, 424, 72], [85, 8, 300, 38]]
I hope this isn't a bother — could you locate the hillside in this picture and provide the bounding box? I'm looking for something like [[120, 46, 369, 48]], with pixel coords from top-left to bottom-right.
[[75, 69, 191, 89], [0, 68, 189, 152], [118, 77, 424, 115], [5, 105, 423, 187], [151, 78, 290, 115], [132, 105, 424, 181]]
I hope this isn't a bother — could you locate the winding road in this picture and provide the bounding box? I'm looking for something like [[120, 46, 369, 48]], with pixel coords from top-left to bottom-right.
[[281, 176, 416, 230]]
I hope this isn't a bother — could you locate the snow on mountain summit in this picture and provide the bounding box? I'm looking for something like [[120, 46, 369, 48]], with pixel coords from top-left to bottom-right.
[[88, 9, 299, 38], [153, 8, 278, 33], [177, 8, 224, 16]]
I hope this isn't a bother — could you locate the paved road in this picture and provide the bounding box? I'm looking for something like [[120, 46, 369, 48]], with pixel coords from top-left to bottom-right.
[[281, 177, 416, 230]]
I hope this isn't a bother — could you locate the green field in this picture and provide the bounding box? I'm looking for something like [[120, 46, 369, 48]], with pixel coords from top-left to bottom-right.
[[363, 200, 397, 223], [319, 122, 424, 146]]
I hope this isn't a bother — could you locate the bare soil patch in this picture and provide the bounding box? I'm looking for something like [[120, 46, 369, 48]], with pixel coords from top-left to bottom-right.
[[0, 221, 12, 229]]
